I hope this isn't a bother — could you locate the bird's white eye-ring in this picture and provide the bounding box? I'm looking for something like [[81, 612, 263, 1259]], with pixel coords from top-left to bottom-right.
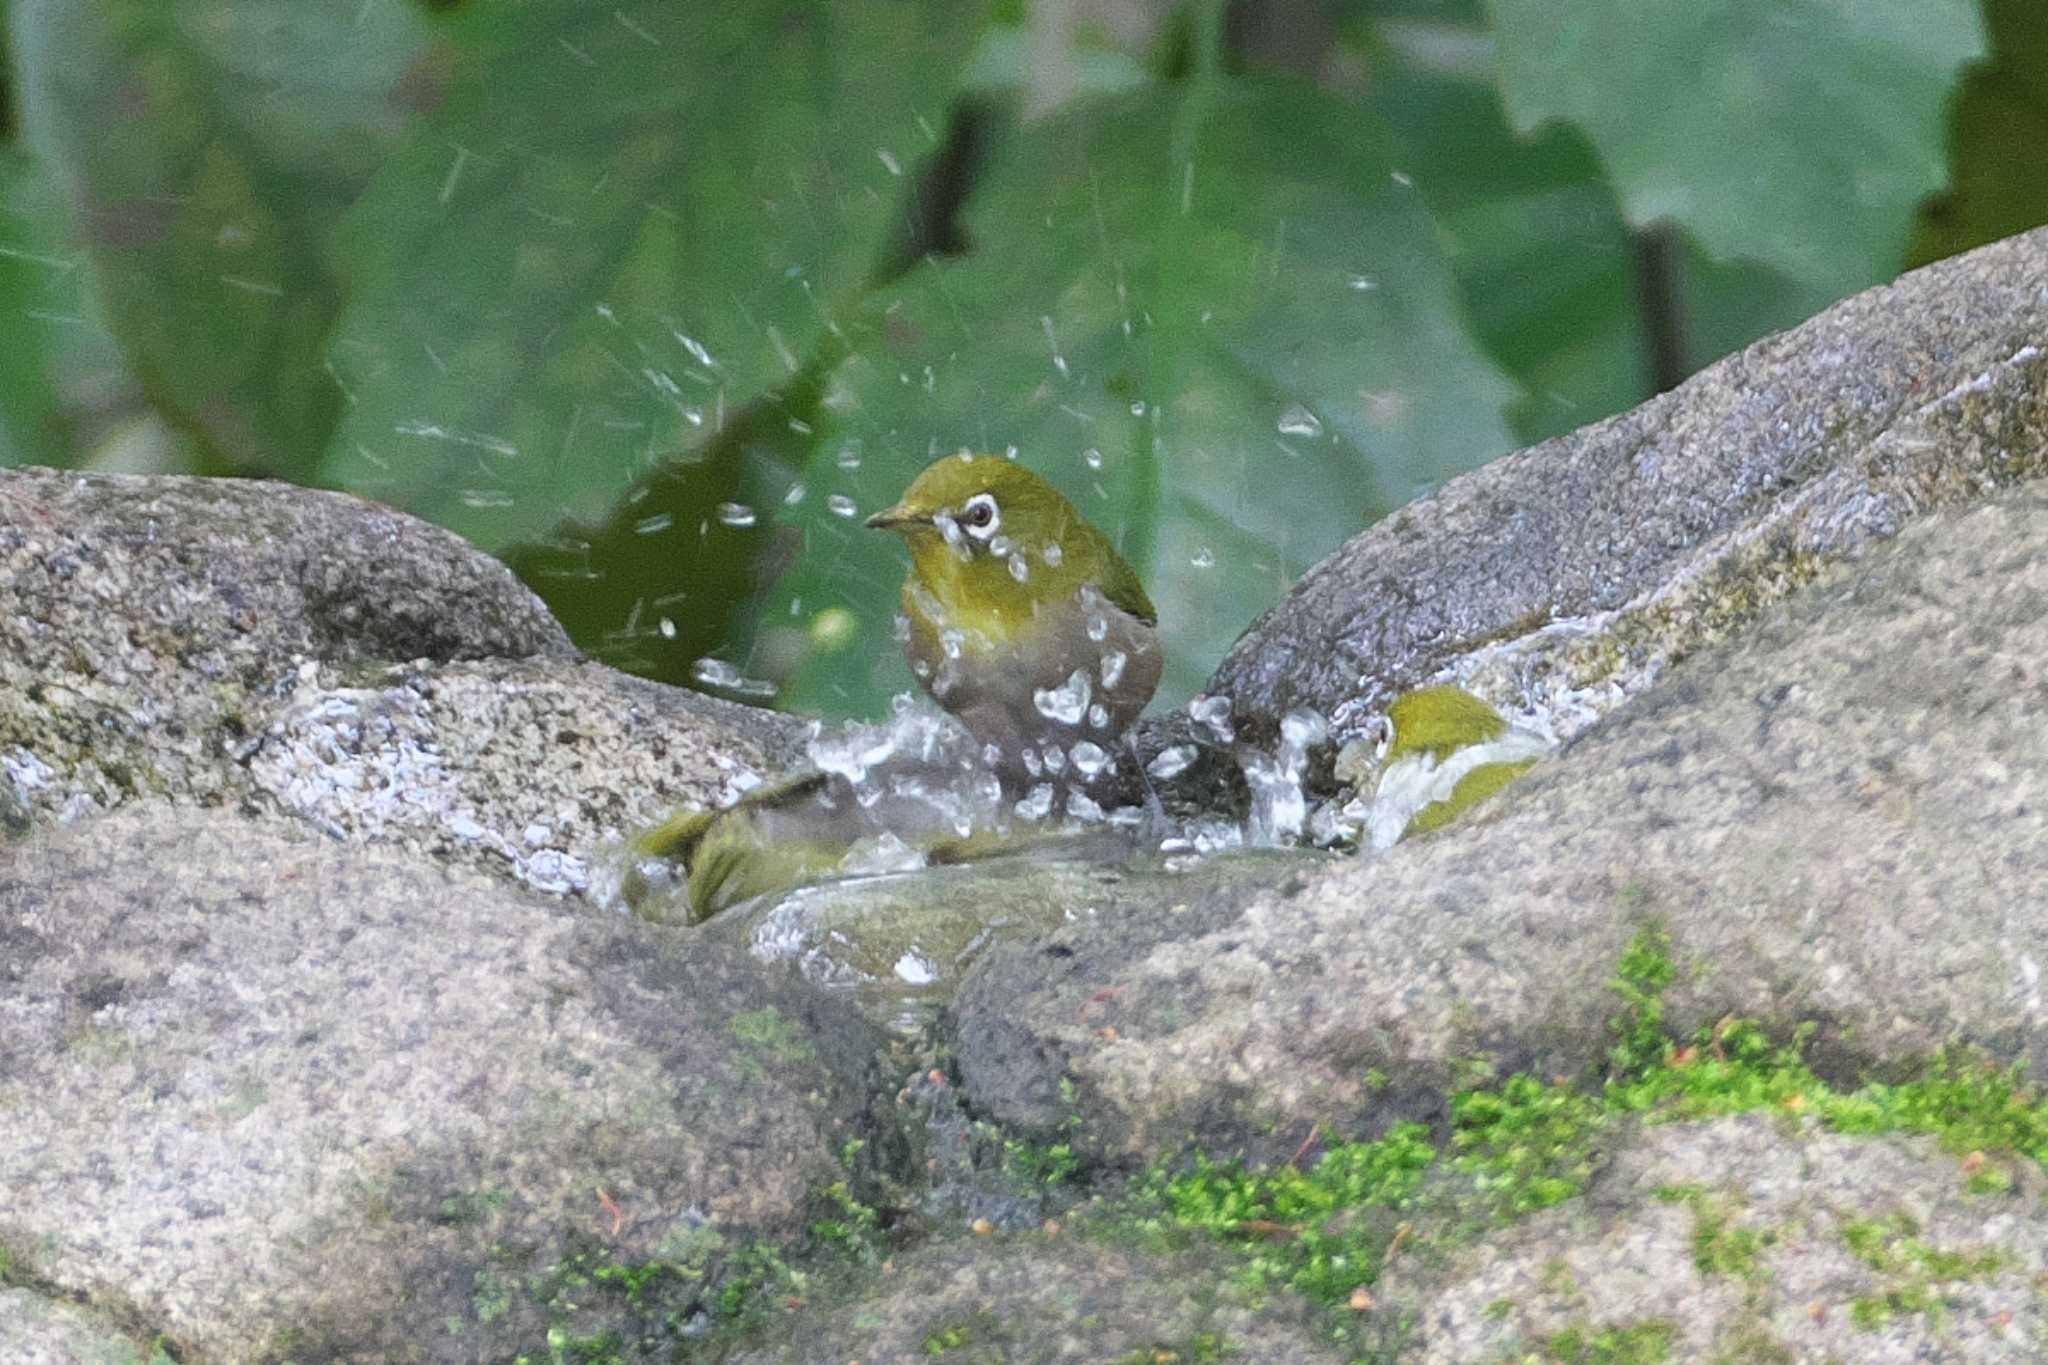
[[960, 493, 1000, 540]]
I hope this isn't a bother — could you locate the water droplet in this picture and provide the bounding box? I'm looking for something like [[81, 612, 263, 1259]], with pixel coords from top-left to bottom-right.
[[1188, 694, 1235, 745], [1069, 741, 1110, 779], [892, 613, 912, 643], [1347, 274, 1378, 292], [1391, 170, 1413, 187], [658, 617, 676, 638], [1088, 703, 1110, 730], [716, 502, 757, 528], [1147, 745, 1197, 780], [1067, 791, 1106, 823], [1042, 543, 1064, 568], [673, 331, 714, 367], [981, 743, 1004, 769], [784, 482, 807, 505], [634, 512, 674, 536], [1042, 744, 1067, 775], [1281, 709, 1328, 749], [836, 445, 863, 471], [989, 534, 1013, 558], [1129, 401, 1146, 417], [1087, 616, 1109, 643], [1015, 784, 1055, 821], [691, 658, 775, 699], [828, 494, 859, 518], [940, 629, 965, 661], [1032, 668, 1092, 725], [1008, 555, 1029, 583], [877, 148, 902, 176], [1276, 405, 1322, 438], [1100, 651, 1127, 689], [1022, 748, 1044, 778], [1190, 548, 1215, 569], [1083, 447, 1103, 470]]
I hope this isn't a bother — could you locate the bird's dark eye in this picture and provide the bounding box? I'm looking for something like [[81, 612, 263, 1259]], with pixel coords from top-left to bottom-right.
[[963, 499, 995, 528]]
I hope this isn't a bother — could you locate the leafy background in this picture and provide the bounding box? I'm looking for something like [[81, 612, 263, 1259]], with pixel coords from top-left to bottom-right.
[[3, 0, 2038, 720]]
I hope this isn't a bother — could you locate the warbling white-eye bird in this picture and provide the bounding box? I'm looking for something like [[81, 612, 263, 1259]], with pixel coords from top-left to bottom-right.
[[617, 454, 1163, 924], [866, 453, 1163, 792]]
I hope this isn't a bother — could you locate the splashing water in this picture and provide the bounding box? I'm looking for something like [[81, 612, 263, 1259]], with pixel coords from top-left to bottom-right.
[[1033, 669, 1092, 726], [1069, 741, 1111, 780], [1188, 694, 1235, 745], [691, 658, 776, 699], [1015, 784, 1055, 821], [715, 501, 757, 528], [1147, 744, 1197, 780], [1244, 709, 1327, 845], [1276, 404, 1323, 438]]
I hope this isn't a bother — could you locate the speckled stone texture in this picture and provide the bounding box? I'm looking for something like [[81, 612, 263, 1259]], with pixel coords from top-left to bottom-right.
[[1379, 1113, 2048, 1363], [1208, 225, 2048, 746], [0, 466, 807, 894], [953, 484, 2048, 1162], [0, 804, 887, 1362], [726, 1234, 1352, 1364]]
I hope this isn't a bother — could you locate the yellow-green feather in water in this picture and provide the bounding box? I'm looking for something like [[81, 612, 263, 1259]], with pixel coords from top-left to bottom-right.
[[1405, 756, 1540, 836], [1375, 685, 1546, 844], [1384, 685, 1511, 762]]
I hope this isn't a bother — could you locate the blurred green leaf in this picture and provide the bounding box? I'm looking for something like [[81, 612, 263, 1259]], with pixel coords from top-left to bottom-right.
[[1366, 12, 1837, 441], [319, 0, 990, 554], [1485, 0, 1985, 300], [9, 0, 429, 471], [0, 145, 127, 465], [756, 75, 1521, 717], [1911, 0, 2048, 267], [1368, 17, 1645, 444]]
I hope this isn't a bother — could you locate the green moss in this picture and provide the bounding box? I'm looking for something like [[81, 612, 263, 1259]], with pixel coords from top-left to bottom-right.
[[1133, 1122, 1436, 1308], [1839, 1214, 2004, 1331], [728, 1006, 816, 1063], [1683, 1195, 1768, 1282], [1545, 1318, 1676, 1363], [1104, 922, 2048, 1356], [1107, 1330, 1234, 1363], [922, 1321, 975, 1353], [1451, 1074, 1604, 1216]]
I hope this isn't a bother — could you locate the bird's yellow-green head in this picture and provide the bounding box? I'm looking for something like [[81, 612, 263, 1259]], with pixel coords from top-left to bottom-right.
[[865, 454, 1155, 636]]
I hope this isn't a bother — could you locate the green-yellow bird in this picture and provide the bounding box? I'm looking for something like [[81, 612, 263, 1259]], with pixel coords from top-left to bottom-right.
[[866, 454, 1163, 790], [624, 454, 1164, 924]]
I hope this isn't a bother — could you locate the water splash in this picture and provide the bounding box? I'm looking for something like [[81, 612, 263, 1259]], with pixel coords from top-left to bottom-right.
[[1276, 405, 1323, 438], [1147, 745, 1196, 781], [1187, 694, 1235, 745], [1244, 709, 1327, 846], [1033, 669, 1092, 725]]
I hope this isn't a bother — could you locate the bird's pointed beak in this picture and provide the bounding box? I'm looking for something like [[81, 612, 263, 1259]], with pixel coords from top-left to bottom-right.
[[864, 503, 928, 531]]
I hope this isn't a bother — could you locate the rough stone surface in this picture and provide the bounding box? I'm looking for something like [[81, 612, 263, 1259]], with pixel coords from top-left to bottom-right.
[[245, 655, 804, 897], [954, 485, 2048, 1161], [0, 465, 808, 895], [1209, 226, 2048, 748], [0, 804, 887, 1362], [726, 1234, 1350, 1364], [0, 1286, 161, 1365], [1379, 1113, 2048, 1363]]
